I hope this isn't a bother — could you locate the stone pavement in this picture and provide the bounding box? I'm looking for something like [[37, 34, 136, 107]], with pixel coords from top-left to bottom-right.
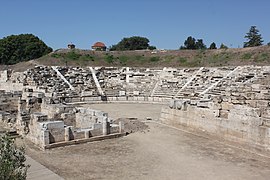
[[26, 155, 64, 180]]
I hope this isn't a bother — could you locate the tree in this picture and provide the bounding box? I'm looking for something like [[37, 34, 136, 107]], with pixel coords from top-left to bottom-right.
[[267, 42, 270, 46], [195, 39, 206, 49], [209, 42, 217, 49], [0, 134, 29, 179], [110, 36, 154, 51], [220, 43, 228, 49], [181, 36, 196, 50], [0, 34, 53, 65], [243, 26, 263, 47], [180, 36, 206, 50]]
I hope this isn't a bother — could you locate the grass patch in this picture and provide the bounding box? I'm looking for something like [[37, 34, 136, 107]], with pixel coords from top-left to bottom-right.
[[150, 56, 160, 62], [80, 54, 95, 61], [178, 57, 187, 64], [105, 54, 115, 64], [254, 53, 269, 62], [241, 53, 252, 60], [207, 52, 231, 64], [51, 53, 62, 58], [118, 56, 129, 65], [65, 51, 81, 60]]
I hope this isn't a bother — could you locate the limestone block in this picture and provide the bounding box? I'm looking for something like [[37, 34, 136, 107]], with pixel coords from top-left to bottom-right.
[[133, 91, 139, 96], [93, 123, 102, 129], [127, 96, 134, 101], [256, 100, 269, 108], [246, 100, 257, 108], [219, 110, 229, 119], [231, 99, 246, 105], [260, 90, 269, 94], [190, 100, 198, 106], [251, 84, 261, 91], [169, 99, 175, 109], [197, 101, 213, 109], [118, 97, 126, 101], [119, 91, 126, 96], [221, 102, 233, 110], [40, 121, 64, 130], [262, 117, 270, 127], [31, 113, 48, 123], [175, 100, 182, 110]]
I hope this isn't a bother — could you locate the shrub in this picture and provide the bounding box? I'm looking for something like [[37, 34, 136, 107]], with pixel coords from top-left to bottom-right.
[[0, 134, 30, 180]]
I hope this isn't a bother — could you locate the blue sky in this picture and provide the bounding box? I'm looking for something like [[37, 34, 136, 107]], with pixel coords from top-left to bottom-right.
[[0, 0, 269, 50]]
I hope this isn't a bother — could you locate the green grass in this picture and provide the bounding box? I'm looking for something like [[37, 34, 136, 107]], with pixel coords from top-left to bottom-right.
[[254, 53, 269, 62], [118, 56, 129, 65], [241, 53, 252, 60], [178, 57, 187, 64], [105, 54, 115, 64], [150, 56, 160, 62]]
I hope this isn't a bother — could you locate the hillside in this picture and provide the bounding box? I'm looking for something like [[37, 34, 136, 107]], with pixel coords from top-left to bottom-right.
[[1, 45, 270, 72]]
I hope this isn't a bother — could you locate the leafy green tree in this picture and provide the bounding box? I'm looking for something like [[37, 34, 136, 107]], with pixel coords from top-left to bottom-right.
[[267, 42, 270, 46], [0, 134, 29, 180], [180, 36, 206, 50], [220, 43, 228, 49], [243, 26, 263, 47], [209, 42, 217, 49], [0, 34, 52, 65], [148, 45, 157, 50], [181, 36, 196, 50], [195, 39, 206, 49], [110, 36, 154, 51]]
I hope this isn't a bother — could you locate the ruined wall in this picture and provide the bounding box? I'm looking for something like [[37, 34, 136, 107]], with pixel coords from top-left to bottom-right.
[[0, 70, 8, 82], [160, 99, 270, 151]]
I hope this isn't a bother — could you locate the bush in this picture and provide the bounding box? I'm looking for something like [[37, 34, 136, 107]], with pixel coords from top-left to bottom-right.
[[105, 54, 115, 64], [0, 34, 52, 65], [0, 134, 30, 180]]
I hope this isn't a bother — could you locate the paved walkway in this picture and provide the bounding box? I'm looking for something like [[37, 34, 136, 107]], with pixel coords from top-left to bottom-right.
[[26, 155, 64, 180]]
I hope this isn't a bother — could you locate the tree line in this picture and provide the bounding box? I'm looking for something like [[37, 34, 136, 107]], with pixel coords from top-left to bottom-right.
[[180, 26, 265, 50], [0, 26, 268, 65], [110, 26, 266, 51]]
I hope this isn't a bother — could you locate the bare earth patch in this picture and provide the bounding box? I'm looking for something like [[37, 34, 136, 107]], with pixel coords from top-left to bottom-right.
[[16, 103, 270, 179], [23, 122, 270, 180]]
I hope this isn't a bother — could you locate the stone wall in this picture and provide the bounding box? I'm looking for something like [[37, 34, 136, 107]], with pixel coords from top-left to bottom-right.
[[0, 70, 8, 82], [160, 99, 270, 152]]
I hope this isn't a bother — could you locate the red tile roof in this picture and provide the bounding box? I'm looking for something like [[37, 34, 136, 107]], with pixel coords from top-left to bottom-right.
[[92, 42, 106, 47]]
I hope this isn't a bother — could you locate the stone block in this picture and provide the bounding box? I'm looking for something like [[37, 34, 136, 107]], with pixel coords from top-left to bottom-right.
[[39, 121, 64, 130], [221, 102, 233, 110], [256, 100, 269, 108], [219, 110, 229, 119], [231, 99, 246, 105], [133, 91, 139, 96], [118, 97, 126, 101], [197, 101, 213, 109], [246, 100, 257, 108], [119, 91, 126, 96]]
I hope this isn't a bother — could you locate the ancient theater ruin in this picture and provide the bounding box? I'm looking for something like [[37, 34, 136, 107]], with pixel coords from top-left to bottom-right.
[[0, 65, 270, 152]]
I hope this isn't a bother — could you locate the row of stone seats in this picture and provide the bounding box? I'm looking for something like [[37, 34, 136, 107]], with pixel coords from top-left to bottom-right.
[[207, 66, 270, 98], [18, 65, 270, 101], [56, 66, 96, 93], [23, 66, 69, 93]]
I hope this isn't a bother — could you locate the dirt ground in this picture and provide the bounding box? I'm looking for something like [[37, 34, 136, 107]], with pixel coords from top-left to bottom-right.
[[21, 103, 270, 180], [80, 103, 164, 121]]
